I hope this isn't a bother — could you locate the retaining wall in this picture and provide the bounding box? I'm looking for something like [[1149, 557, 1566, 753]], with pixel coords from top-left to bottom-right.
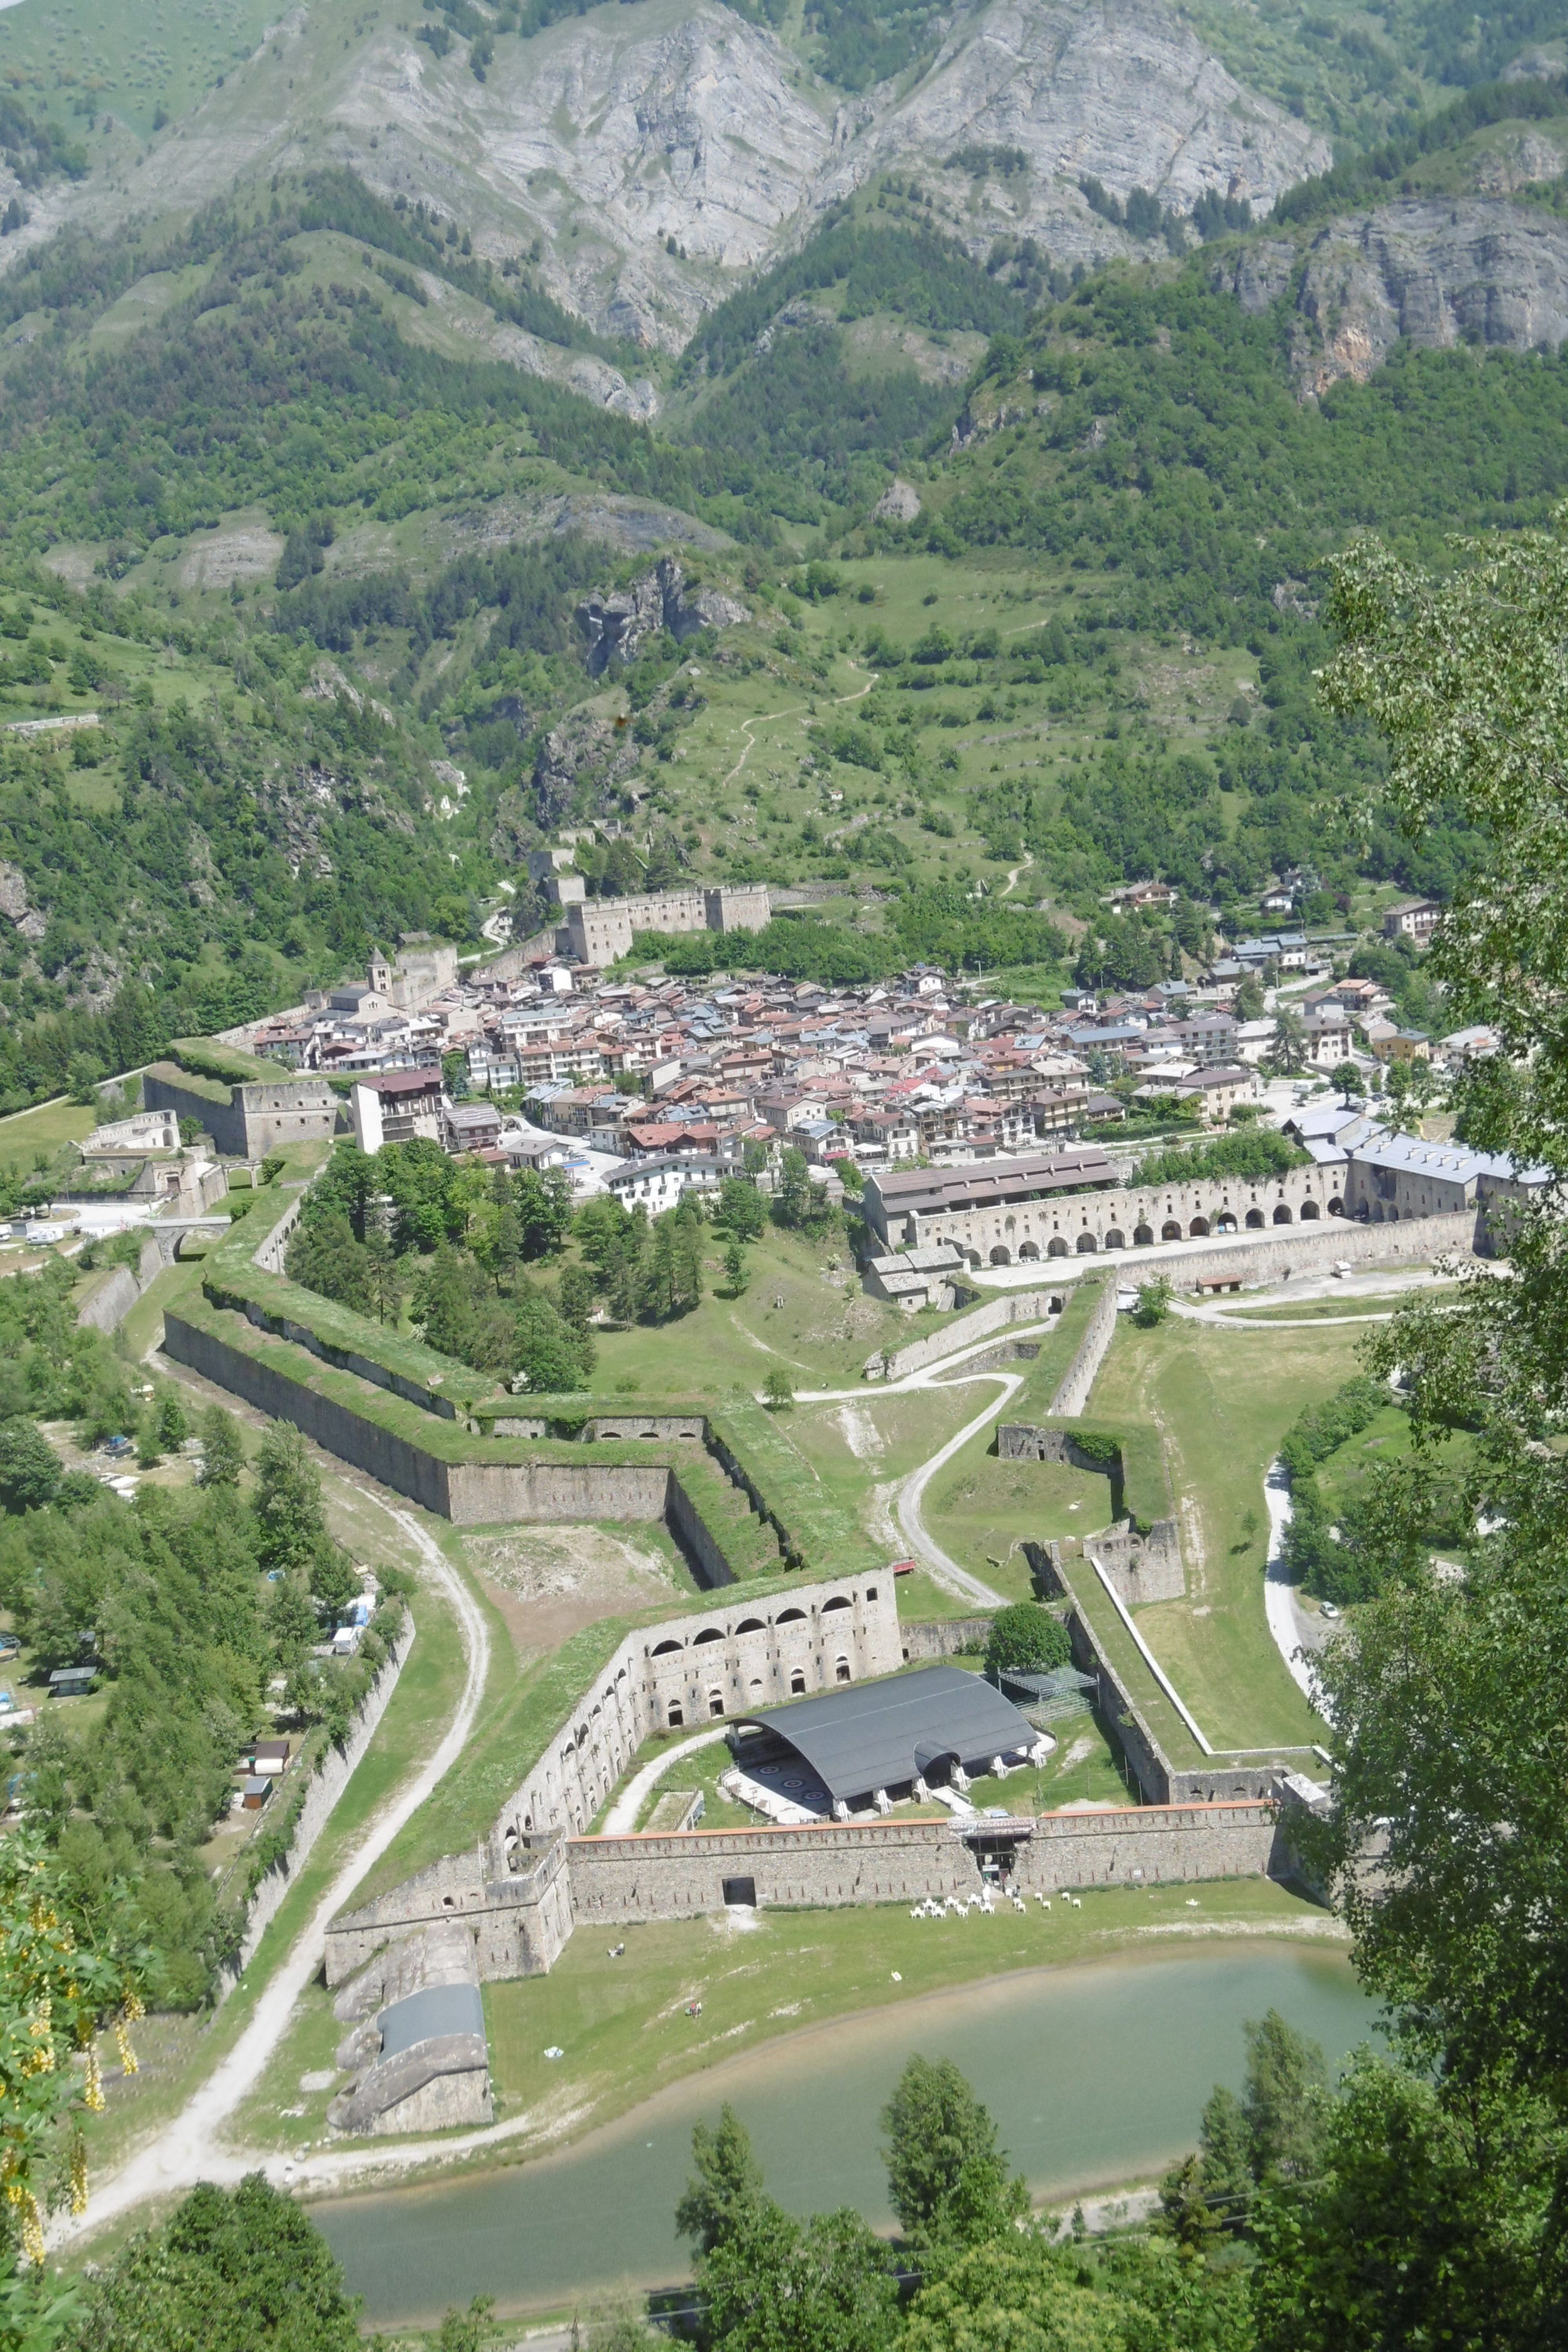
[[74, 1232, 164, 1332], [900, 1616, 994, 1661], [866, 1284, 1079, 1383], [163, 1311, 454, 1513], [1048, 1277, 1119, 1417], [1164, 1210, 1483, 1291], [220, 1615, 416, 1997]]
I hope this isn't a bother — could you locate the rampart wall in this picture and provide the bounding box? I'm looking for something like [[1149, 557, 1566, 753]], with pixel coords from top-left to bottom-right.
[[866, 1285, 1080, 1382], [163, 1311, 454, 1514], [1047, 1278, 1120, 1417], [74, 1232, 164, 1333], [564, 1798, 1291, 1924]]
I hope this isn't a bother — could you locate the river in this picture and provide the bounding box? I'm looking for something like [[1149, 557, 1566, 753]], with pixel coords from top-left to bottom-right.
[[318, 1941, 1374, 2327]]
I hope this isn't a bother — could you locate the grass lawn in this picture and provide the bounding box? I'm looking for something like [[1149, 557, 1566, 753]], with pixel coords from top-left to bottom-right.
[[0, 1095, 96, 1178], [585, 1225, 930, 1396], [1214, 1287, 1457, 1324], [782, 1384, 978, 1559], [1085, 1317, 1359, 1751]]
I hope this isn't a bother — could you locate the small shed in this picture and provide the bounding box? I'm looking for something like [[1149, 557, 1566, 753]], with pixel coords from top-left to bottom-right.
[[252, 1738, 292, 1775], [241, 1775, 274, 1812], [48, 1667, 96, 1698]]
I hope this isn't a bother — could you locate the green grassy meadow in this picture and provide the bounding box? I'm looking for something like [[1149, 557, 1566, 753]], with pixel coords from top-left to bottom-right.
[[1085, 1318, 1354, 1751]]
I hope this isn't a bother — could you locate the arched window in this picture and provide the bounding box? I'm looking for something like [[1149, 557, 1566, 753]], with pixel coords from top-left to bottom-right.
[[1047, 1236, 1069, 1258], [1300, 1200, 1320, 1220], [989, 1246, 1011, 1265], [1189, 1218, 1210, 1237], [734, 1618, 765, 1635], [1076, 1232, 1098, 1253], [667, 1703, 684, 1727], [652, 1639, 683, 1656], [1103, 1228, 1125, 1250], [822, 1595, 852, 1613], [835, 1657, 851, 1684], [1245, 1207, 1265, 1229], [1134, 1225, 1153, 1246], [778, 1606, 807, 1624], [693, 1626, 724, 1646], [708, 1690, 725, 1718], [1272, 1203, 1293, 1224], [1162, 1221, 1181, 1241], [789, 1671, 807, 1695]]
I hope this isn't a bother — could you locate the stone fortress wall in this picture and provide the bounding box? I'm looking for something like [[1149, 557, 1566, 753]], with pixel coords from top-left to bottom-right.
[[894, 1157, 1490, 1268], [325, 1575, 904, 1984], [565, 1800, 1291, 1926]]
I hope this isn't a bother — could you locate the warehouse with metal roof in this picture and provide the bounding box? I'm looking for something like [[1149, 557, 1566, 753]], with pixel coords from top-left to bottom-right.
[[728, 1664, 1044, 1812]]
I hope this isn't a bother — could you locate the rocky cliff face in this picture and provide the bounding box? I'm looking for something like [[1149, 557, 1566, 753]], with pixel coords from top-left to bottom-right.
[[1227, 198, 1568, 396], [577, 554, 748, 674], [20, 0, 1330, 357]]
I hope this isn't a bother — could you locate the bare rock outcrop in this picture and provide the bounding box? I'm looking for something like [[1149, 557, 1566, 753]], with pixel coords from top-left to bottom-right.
[[530, 705, 641, 827], [576, 554, 748, 676], [874, 477, 923, 522], [1287, 198, 1568, 395]]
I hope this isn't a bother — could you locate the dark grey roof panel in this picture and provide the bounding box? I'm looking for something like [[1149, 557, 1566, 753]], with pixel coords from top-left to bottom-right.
[[741, 1665, 1036, 1803], [379, 1981, 485, 2060]]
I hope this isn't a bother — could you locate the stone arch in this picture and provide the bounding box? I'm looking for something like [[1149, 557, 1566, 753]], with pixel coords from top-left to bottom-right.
[[735, 1617, 765, 1635], [1104, 1228, 1126, 1250], [1328, 1196, 1345, 1217], [834, 1655, 852, 1684], [1004, 1214, 1016, 1235], [667, 1703, 684, 1726], [1134, 1224, 1154, 1246], [822, 1595, 852, 1613], [1388, 1206, 1399, 1221], [777, 1606, 807, 1623], [708, 1689, 725, 1718], [989, 1245, 1011, 1265], [1018, 1240, 1040, 1261], [1300, 1199, 1320, 1220], [1162, 1220, 1182, 1241], [1076, 1231, 1098, 1253], [748, 1676, 764, 1698], [1217, 1212, 1238, 1233], [1246, 1207, 1266, 1229], [1047, 1236, 1069, 1258], [693, 1626, 724, 1646], [652, 1637, 683, 1656], [789, 1669, 806, 1695], [967, 1250, 982, 1270], [1189, 1217, 1210, 1238], [1272, 1203, 1293, 1224]]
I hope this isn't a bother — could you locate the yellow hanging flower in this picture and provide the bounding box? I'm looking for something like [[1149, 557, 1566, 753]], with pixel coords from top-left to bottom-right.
[[68, 2136, 89, 2217], [82, 2042, 103, 2114], [114, 2017, 139, 2078], [5, 2182, 45, 2267]]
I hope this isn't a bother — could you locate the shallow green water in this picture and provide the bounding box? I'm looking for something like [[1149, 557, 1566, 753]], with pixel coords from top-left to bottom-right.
[[318, 1943, 1373, 2327]]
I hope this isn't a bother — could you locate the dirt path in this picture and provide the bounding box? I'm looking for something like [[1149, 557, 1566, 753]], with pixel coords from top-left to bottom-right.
[[997, 850, 1035, 899], [720, 670, 877, 787], [57, 1500, 492, 2247]]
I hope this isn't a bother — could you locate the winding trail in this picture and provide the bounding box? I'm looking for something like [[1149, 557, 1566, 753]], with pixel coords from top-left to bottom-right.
[[720, 669, 878, 788], [58, 1501, 492, 2245], [998, 849, 1035, 900], [601, 1726, 729, 1835]]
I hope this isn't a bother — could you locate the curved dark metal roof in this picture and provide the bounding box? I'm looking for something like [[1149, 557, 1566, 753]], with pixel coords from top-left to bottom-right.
[[739, 1665, 1036, 1804]]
